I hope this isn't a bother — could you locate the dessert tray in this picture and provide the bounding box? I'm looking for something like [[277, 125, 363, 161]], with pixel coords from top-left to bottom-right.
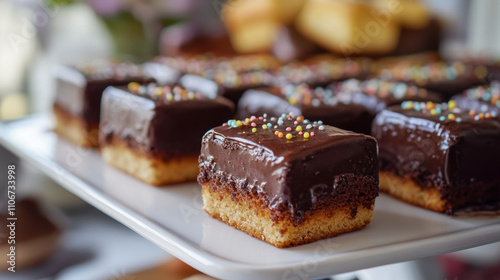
[[1, 115, 500, 280]]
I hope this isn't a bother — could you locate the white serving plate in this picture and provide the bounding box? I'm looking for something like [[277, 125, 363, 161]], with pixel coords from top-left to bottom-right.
[[1, 115, 500, 280]]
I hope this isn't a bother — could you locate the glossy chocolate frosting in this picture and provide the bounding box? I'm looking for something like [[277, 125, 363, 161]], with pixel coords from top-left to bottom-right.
[[100, 85, 234, 160], [372, 102, 500, 212], [198, 115, 379, 225]]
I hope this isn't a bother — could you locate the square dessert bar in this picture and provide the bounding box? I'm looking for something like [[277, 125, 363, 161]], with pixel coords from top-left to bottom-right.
[[236, 79, 441, 135], [198, 114, 379, 247], [372, 100, 500, 214], [100, 83, 234, 186], [53, 61, 153, 147]]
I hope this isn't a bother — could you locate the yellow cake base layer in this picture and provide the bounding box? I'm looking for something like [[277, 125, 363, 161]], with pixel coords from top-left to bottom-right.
[[202, 184, 373, 248], [101, 139, 199, 186], [379, 171, 446, 212], [53, 105, 99, 148]]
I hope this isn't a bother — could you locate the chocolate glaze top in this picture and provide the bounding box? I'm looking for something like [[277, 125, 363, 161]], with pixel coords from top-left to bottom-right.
[[199, 114, 379, 225], [100, 83, 234, 159]]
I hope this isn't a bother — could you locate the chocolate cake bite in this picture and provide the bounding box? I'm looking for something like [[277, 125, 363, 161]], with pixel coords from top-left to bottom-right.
[[100, 83, 234, 186], [237, 79, 441, 134], [372, 101, 500, 214], [53, 61, 153, 147], [198, 114, 379, 248]]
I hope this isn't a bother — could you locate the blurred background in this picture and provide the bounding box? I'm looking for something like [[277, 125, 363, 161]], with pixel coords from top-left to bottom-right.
[[1, 0, 500, 279], [3, 0, 499, 121]]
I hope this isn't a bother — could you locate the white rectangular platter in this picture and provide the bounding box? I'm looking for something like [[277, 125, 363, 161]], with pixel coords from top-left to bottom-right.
[[1, 115, 500, 280]]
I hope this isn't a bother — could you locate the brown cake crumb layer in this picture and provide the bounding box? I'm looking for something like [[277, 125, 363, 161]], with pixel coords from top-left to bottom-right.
[[101, 136, 199, 186], [202, 184, 373, 248], [53, 105, 99, 148], [379, 171, 446, 212]]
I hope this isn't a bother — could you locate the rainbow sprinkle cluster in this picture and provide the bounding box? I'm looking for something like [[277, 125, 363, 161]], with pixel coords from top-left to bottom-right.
[[464, 82, 500, 108], [358, 79, 430, 99], [380, 61, 485, 84], [280, 84, 339, 107], [127, 82, 204, 102], [223, 113, 325, 141], [276, 57, 364, 85], [212, 70, 274, 88], [76, 61, 142, 80], [156, 54, 280, 78], [279, 78, 431, 109], [400, 100, 498, 122]]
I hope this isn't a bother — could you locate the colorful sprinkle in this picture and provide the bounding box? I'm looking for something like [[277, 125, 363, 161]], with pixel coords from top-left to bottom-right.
[[296, 125, 303, 132], [401, 101, 413, 110], [252, 128, 257, 133], [128, 82, 140, 92], [448, 100, 456, 111], [262, 124, 268, 130], [426, 101, 434, 111], [286, 133, 293, 140], [439, 116, 445, 121], [475, 66, 488, 79], [303, 132, 310, 139]]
